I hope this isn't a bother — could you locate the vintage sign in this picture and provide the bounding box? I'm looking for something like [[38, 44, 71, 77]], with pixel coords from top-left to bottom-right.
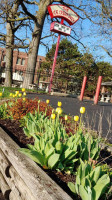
[[50, 22, 71, 36], [48, 4, 79, 25]]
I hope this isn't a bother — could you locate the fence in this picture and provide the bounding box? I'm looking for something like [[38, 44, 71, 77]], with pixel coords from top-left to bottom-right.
[[0, 66, 81, 94]]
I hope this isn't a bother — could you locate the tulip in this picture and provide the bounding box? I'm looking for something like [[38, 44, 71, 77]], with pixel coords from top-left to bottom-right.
[[56, 107, 60, 113], [13, 94, 15, 98], [18, 93, 22, 97], [23, 92, 26, 96], [38, 100, 41, 103], [80, 107, 85, 114], [10, 93, 13, 97], [57, 101, 62, 107], [46, 99, 50, 104], [74, 116, 79, 122], [65, 115, 68, 121], [23, 98, 26, 101], [0, 92, 2, 97], [58, 108, 62, 115], [15, 91, 19, 95], [51, 113, 56, 120], [22, 88, 25, 92]]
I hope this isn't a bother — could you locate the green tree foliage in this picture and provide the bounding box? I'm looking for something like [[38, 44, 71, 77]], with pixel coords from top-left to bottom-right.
[[42, 38, 112, 95]]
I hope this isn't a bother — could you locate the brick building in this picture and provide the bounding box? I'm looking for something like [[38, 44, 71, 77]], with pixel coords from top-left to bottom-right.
[[0, 47, 45, 85]]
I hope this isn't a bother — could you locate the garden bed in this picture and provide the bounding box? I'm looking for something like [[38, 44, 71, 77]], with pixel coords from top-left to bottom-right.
[[0, 96, 112, 200]]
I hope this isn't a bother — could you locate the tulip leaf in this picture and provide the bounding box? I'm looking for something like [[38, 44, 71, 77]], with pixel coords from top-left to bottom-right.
[[68, 182, 76, 194], [48, 153, 60, 169], [19, 149, 45, 166]]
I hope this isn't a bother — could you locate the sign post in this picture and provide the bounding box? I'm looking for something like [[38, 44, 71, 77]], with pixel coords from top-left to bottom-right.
[[48, 4, 79, 93]]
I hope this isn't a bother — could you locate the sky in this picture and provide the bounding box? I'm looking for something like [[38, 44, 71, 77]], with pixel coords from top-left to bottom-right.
[[0, 0, 112, 65], [37, 0, 112, 64]]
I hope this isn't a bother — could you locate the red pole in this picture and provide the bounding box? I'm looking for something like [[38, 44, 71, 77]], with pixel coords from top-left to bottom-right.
[[49, 19, 64, 94], [80, 76, 87, 101], [94, 76, 102, 105]]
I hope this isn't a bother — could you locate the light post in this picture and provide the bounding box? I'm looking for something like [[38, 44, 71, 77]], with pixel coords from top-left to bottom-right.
[[48, 4, 79, 94]]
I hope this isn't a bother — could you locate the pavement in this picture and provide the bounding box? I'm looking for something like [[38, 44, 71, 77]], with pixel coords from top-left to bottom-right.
[[27, 93, 112, 143]]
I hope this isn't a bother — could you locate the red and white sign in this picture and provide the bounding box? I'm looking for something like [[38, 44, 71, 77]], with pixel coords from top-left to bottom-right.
[[50, 22, 71, 36], [48, 4, 79, 25]]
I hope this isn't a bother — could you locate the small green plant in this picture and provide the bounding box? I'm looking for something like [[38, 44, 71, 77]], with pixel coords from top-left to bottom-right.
[[0, 101, 13, 119], [75, 130, 100, 162], [20, 126, 78, 172], [68, 160, 110, 200]]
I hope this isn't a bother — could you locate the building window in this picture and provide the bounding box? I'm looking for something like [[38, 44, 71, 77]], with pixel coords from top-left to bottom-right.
[[21, 58, 25, 66], [3, 55, 6, 62], [16, 58, 21, 65]]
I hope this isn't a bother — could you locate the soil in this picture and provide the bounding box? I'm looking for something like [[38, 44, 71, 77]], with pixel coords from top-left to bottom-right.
[[0, 119, 112, 200]]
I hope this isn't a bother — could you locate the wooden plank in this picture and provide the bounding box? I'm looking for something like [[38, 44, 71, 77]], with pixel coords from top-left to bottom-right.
[[0, 172, 11, 200], [0, 127, 72, 200], [9, 166, 36, 200], [9, 189, 22, 200]]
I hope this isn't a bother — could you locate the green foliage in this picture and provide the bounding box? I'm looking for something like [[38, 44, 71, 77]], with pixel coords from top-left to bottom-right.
[[22, 111, 48, 137], [68, 161, 110, 200], [20, 116, 101, 173], [75, 130, 100, 161], [0, 102, 13, 119], [20, 125, 78, 172]]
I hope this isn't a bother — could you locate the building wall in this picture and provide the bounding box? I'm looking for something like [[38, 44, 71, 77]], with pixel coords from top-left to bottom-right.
[[0, 48, 45, 83]]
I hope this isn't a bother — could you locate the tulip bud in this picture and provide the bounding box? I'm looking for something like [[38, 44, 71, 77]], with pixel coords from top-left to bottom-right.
[[46, 99, 50, 104], [57, 101, 62, 107], [58, 109, 62, 115], [65, 115, 68, 121], [74, 116, 79, 122], [10, 93, 13, 97], [23, 92, 26, 96], [0, 92, 2, 97], [22, 88, 25, 92], [51, 113, 56, 120], [18, 93, 22, 97], [80, 107, 86, 114]]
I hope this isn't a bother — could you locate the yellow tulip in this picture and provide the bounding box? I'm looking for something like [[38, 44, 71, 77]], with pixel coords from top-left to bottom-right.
[[38, 100, 41, 103], [23, 92, 26, 96], [58, 108, 62, 115], [13, 94, 15, 98], [18, 93, 22, 97], [23, 98, 26, 101], [46, 99, 50, 104], [10, 93, 13, 97], [51, 113, 56, 120], [56, 107, 60, 113], [64, 115, 68, 121], [80, 107, 86, 114], [57, 101, 62, 107], [74, 116, 79, 122], [15, 91, 19, 95], [22, 88, 25, 92], [0, 92, 2, 97]]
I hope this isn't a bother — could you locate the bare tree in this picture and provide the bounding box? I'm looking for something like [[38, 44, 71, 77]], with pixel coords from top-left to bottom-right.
[[0, 0, 31, 86]]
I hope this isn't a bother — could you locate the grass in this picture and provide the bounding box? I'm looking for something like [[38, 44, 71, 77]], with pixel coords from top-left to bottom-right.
[[0, 86, 46, 99]]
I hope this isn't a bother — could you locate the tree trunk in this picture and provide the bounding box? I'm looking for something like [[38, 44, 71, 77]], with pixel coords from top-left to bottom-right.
[[4, 23, 14, 87], [22, 0, 54, 88], [4, 1, 19, 87]]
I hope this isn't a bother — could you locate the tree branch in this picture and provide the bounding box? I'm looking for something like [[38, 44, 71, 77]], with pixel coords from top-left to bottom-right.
[[100, 45, 112, 57], [19, 0, 37, 23]]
